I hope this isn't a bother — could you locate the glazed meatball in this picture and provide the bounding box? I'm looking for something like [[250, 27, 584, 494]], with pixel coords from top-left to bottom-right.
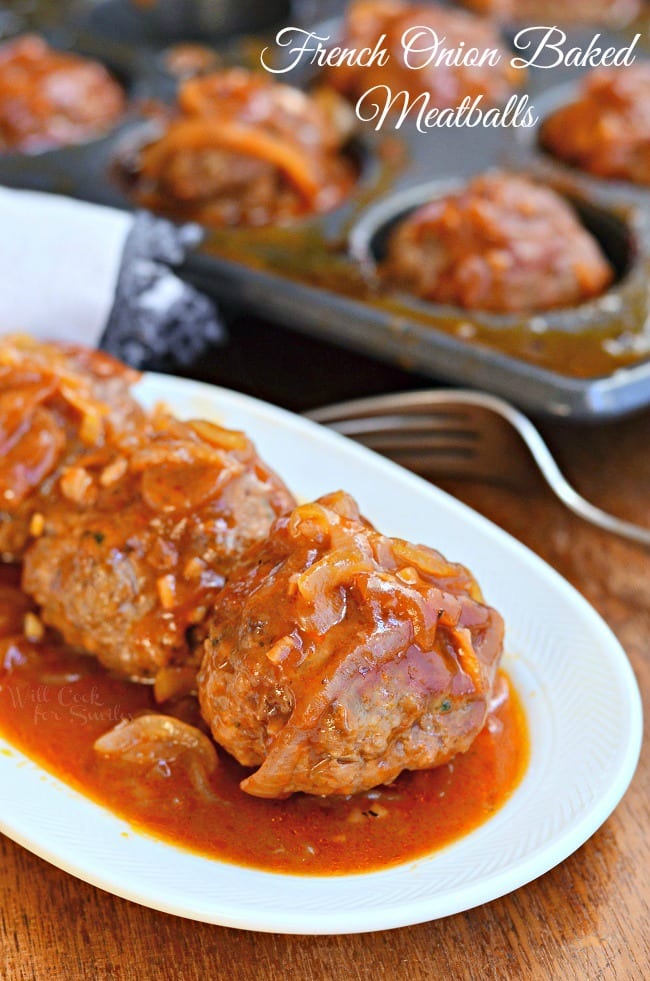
[[541, 66, 650, 187], [198, 492, 504, 798], [328, 1, 520, 109], [383, 173, 614, 313], [129, 69, 356, 227], [460, 0, 641, 26], [0, 336, 145, 562], [0, 35, 125, 153], [22, 411, 295, 681]]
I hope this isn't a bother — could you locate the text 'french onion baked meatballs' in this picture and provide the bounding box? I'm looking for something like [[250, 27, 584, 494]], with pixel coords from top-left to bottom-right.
[[0, 335, 145, 562], [0, 34, 125, 153], [198, 491, 504, 798], [383, 173, 614, 313], [541, 65, 650, 187], [129, 68, 357, 227], [22, 409, 295, 682], [328, 0, 520, 109]]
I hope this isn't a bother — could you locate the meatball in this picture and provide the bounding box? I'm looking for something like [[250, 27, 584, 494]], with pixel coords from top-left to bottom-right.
[[460, 0, 641, 26], [383, 173, 614, 313], [541, 66, 650, 187], [22, 412, 295, 681], [198, 491, 504, 798], [0, 335, 145, 562], [0, 35, 125, 153], [129, 69, 357, 227], [328, 1, 520, 109]]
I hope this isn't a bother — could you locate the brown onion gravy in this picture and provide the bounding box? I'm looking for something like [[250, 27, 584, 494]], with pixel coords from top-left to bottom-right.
[[0, 564, 529, 876]]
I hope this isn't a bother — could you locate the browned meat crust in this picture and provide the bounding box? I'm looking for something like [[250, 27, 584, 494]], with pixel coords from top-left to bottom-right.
[[0, 35, 125, 153], [22, 411, 295, 681], [198, 491, 504, 798], [1, 336, 295, 681], [541, 66, 650, 187], [383, 173, 614, 313]]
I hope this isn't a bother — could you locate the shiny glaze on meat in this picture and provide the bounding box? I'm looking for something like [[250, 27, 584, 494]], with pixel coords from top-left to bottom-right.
[[199, 492, 504, 798], [0, 336, 145, 561], [1, 337, 295, 681]]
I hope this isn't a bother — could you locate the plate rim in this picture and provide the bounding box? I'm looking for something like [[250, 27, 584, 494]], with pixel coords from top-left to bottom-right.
[[0, 372, 642, 934]]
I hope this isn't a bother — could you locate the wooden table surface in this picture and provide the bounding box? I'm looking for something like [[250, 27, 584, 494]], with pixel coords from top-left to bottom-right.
[[1, 330, 648, 981]]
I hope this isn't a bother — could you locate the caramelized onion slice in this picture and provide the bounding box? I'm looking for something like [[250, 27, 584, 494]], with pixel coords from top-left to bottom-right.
[[153, 666, 197, 703], [94, 713, 218, 773], [140, 119, 323, 203]]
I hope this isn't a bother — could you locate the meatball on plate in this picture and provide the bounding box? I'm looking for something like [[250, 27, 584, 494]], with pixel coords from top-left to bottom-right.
[[21, 407, 295, 682], [0, 335, 145, 562], [199, 491, 504, 798]]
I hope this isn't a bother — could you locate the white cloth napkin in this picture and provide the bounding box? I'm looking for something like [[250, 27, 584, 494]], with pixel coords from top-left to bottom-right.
[[0, 186, 132, 345], [0, 186, 223, 367]]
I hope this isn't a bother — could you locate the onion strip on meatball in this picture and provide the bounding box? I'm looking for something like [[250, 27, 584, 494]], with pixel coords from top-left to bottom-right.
[[139, 119, 324, 205], [199, 491, 504, 798]]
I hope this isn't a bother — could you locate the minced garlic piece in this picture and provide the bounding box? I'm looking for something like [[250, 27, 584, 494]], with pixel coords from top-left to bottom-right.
[[156, 574, 177, 611], [60, 467, 94, 504], [24, 612, 44, 642], [29, 512, 45, 537], [99, 457, 128, 487]]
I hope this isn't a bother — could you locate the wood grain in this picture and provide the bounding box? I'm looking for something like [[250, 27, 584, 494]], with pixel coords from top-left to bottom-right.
[[1, 400, 648, 981]]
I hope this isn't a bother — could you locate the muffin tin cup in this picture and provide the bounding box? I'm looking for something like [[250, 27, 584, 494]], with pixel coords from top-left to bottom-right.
[[0, 29, 157, 169], [349, 176, 645, 330], [1, 8, 650, 419], [513, 78, 650, 207]]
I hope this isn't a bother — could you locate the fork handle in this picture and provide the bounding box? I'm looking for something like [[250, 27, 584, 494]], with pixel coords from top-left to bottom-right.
[[515, 416, 650, 548]]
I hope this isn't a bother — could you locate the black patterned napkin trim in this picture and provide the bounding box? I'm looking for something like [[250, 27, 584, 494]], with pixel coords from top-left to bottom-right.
[[101, 211, 225, 370]]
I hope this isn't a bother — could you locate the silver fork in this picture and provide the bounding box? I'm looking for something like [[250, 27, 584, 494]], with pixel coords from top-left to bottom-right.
[[306, 389, 650, 548]]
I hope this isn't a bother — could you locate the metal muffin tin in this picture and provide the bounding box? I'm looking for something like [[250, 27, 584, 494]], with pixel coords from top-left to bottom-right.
[[1, 2, 649, 419]]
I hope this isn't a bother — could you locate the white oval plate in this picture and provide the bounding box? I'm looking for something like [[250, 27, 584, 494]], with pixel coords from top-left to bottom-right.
[[0, 375, 642, 934]]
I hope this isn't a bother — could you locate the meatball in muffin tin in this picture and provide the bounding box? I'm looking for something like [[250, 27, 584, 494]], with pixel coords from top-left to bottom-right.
[[0, 2, 649, 417], [381, 172, 614, 315], [540, 65, 650, 189], [0, 34, 127, 153]]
